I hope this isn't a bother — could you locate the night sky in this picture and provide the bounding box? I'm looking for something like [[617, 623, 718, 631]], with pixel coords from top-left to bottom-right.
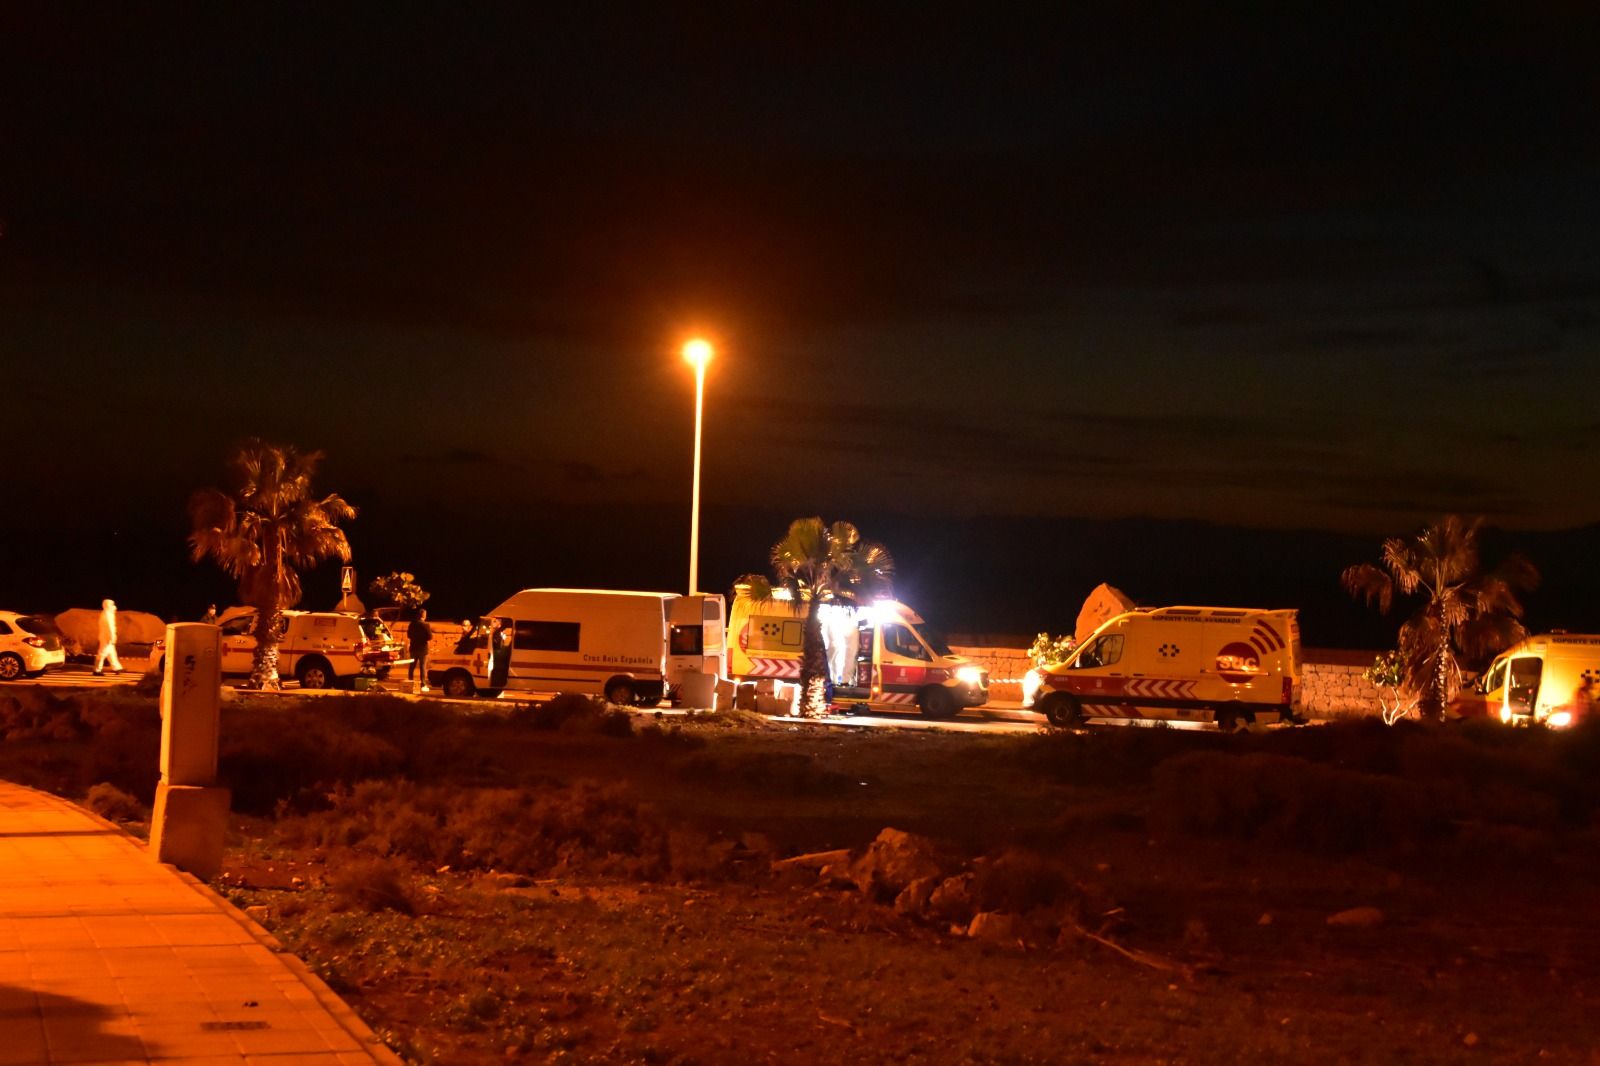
[[5, 6, 1600, 646]]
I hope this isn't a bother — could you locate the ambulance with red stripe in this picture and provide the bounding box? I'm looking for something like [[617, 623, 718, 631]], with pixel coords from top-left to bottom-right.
[[1032, 606, 1300, 730], [727, 585, 989, 718]]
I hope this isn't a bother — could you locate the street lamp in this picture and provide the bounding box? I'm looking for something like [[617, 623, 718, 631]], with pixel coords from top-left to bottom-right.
[[682, 338, 713, 594]]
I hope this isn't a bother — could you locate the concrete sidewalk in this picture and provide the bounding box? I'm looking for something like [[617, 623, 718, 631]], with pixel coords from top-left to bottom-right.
[[0, 782, 398, 1064]]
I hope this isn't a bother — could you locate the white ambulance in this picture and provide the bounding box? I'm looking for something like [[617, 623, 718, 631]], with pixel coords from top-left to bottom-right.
[[1031, 606, 1300, 730], [1449, 632, 1600, 728], [725, 586, 989, 718], [429, 589, 725, 705]]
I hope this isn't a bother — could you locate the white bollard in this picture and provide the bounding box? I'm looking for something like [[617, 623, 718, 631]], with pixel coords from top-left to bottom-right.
[[149, 623, 231, 880]]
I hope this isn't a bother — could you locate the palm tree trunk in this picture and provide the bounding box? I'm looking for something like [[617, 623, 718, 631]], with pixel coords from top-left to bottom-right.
[[250, 605, 283, 690], [799, 596, 829, 718]]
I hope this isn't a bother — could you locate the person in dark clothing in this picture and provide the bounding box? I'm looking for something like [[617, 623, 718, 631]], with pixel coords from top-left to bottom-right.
[[488, 617, 513, 691], [408, 609, 433, 692]]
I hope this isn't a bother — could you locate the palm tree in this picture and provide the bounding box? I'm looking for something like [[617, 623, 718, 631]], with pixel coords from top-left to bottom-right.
[[188, 440, 357, 689], [738, 517, 895, 717], [1341, 515, 1538, 722]]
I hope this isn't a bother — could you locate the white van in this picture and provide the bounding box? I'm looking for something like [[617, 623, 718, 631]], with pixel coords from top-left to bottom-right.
[[726, 587, 989, 718], [431, 589, 725, 704], [1449, 632, 1600, 728]]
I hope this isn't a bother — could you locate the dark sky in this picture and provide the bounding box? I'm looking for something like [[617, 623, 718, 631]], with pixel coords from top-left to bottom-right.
[[4, 6, 1600, 642]]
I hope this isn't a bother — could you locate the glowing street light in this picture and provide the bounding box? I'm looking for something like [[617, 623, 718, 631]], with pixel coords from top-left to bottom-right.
[[682, 338, 713, 594]]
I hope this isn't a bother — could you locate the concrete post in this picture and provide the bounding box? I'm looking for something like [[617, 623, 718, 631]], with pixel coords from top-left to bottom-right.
[[149, 623, 230, 879]]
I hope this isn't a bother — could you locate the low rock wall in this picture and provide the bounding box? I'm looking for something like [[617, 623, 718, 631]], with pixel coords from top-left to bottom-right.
[[948, 646, 1031, 704], [1299, 662, 1382, 718]]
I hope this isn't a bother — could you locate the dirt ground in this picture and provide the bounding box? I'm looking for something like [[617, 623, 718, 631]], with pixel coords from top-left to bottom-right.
[[213, 713, 1600, 1065], [5, 688, 1599, 1063]]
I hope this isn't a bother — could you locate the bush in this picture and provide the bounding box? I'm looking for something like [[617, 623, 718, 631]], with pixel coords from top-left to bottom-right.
[[1149, 751, 1448, 854], [84, 782, 146, 822], [327, 854, 416, 914], [292, 779, 674, 880], [512, 693, 633, 735], [219, 704, 406, 814], [676, 751, 851, 796]]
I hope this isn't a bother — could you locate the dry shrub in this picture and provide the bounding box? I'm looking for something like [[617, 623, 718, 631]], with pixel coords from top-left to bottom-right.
[[0, 690, 162, 801], [676, 750, 850, 796], [219, 704, 405, 814], [512, 693, 633, 735], [295, 779, 673, 879], [84, 782, 146, 822], [970, 848, 1073, 914], [1012, 726, 1200, 785], [1150, 751, 1447, 853], [327, 854, 416, 914], [0, 686, 91, 742]]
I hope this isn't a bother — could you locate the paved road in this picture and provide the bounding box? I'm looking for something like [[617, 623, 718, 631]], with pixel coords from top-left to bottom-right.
[[33, 665, 1245, 734]]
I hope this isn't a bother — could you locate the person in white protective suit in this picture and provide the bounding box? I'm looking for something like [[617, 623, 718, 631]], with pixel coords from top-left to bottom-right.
[[94, 598, 123, 675]]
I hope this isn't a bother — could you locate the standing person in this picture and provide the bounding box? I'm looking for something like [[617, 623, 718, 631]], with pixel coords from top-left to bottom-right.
[[488, 617, 513, 691], [200, 604, 218, 625], [408, 609, 433, 693], [94, 599, 122, 675]]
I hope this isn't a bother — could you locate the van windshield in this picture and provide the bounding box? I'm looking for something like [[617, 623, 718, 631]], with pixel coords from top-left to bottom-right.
[[915, 623, 954, 658]]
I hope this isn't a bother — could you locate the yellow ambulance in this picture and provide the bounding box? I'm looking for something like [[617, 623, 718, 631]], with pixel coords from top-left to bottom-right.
[[726, 586, 988, 718], [1449, 632, 1600, 728], [1032, 606, 1300, 730]]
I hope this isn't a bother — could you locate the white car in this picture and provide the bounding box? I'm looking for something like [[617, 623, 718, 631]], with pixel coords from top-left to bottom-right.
[[0, 611, 67, 680]]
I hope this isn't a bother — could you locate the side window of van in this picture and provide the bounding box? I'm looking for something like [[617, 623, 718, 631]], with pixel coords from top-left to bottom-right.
[[1074, 633, 1125, 669], [514, 621, 580, 652], [221, 616, 254, 636], [882, 624, 930, 661]]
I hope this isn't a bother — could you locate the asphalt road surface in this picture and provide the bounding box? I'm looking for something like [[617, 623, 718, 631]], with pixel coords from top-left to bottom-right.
[[22, 662, 1058, 733]]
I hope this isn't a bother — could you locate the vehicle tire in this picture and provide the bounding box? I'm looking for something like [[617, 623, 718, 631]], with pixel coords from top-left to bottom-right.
[[604, 679, 636, 706], [1037, 691, 1082, 728], [296, 658, 335, 690], [442, 671, 476, 699], [918, 686, 959, 719], [0, 654, 23, 681]]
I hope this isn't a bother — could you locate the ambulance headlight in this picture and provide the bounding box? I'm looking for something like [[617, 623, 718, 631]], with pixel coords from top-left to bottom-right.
[[956, 665, 983, 686], [1499, 706, 1512, 724], [1547, 711, 1573, 729]]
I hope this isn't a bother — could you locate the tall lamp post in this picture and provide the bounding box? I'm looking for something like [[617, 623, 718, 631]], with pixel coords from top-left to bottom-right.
[[682, 338, 713, 594]]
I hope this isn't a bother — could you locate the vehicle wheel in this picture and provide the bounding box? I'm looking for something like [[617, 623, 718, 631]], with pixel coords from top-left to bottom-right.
[[442, 671, 476, 699], [0, 654, 23, 681], [604, 679, 636, 705], [1037, 691, 1082, 728], [296, 658, 335, 690], [919, 686, 959, 719]]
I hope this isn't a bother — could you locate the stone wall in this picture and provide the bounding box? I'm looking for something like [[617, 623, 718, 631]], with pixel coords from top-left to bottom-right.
[[948, 646, 1031, 703], [1299, 661, 1383, 718]]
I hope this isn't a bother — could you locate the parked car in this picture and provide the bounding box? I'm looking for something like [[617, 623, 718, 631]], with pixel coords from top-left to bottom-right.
[[206, 609, 401, 688], [0, 611, 66, 680]]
